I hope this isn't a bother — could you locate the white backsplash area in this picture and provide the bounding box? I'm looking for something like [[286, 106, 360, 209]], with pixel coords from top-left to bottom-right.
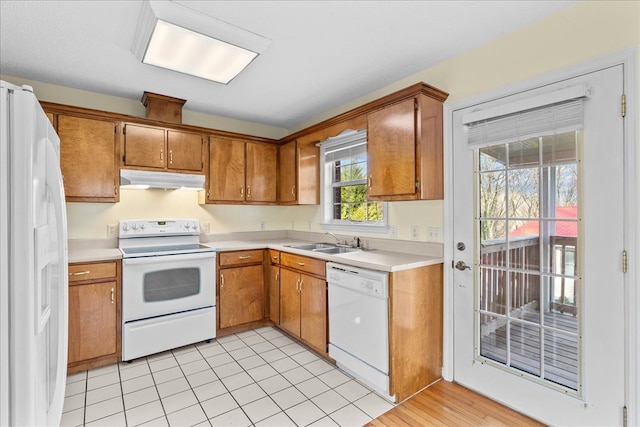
[[66, 188, 444, 245]]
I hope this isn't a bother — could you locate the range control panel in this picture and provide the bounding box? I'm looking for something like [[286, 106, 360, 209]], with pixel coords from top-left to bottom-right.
[[119, 219, 200, 238]]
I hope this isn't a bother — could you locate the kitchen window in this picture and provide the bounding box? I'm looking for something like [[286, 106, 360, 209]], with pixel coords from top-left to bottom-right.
[[319, 129, 387, 232]]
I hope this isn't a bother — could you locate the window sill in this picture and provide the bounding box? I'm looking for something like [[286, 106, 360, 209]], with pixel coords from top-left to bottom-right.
[[320, 222, 388, 234]]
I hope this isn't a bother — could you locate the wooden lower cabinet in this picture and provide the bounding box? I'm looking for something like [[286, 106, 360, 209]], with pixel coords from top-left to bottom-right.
[[219, 264, 264, 329], [279, 253, 327, 354], [388, 263, 443, 401], [217, 250, 265, 330], [68, 260, 121, 374], [268, 250, 281, 324]]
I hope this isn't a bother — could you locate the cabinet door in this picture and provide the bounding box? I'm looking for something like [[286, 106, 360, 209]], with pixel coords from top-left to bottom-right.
[[208, 138, 246, 202], [299, 274, 327, 353], [123, 124, 165, 169], [278, 140, 297, 203], [167, 130, 203, 172], [279, 269, 301, 337], [269, 264, 280, 324], [219, 265, 264, 329], [57, 115, 118, 202], [297, 140, 320, 204], [367, 98, 417, 197], [68, 281, 117, 363], [246, 142, 277, 202]]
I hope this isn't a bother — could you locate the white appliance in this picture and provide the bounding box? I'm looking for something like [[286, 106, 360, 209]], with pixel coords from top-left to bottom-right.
[[0, 81, 68, 425], [327, 262, 395, 402], [119, 219, 216, 361]]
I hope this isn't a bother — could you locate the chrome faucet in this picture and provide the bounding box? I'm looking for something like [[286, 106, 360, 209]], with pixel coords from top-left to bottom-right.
[[325, 231, 341, 244]]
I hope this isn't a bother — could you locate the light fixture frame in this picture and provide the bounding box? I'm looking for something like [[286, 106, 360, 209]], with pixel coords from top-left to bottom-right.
[[131, 1, 271, 84]]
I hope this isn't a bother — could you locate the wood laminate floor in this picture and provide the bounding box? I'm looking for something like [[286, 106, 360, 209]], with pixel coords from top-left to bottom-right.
[[367, 380, 546, 427]]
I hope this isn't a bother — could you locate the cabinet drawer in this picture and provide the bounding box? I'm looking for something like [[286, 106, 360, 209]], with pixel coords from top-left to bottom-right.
[[269, 250, 280, 265], [69, 262, 117, 283], [219, 250, 264, 267], [281, 252, 326, 278]]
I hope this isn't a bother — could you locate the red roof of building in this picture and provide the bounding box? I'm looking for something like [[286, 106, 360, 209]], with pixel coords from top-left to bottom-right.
[[509, 206, 577, 238]]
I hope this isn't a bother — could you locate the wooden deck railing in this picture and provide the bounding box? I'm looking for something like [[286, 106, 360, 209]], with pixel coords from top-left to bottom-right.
[[480, 236, 577, 316]]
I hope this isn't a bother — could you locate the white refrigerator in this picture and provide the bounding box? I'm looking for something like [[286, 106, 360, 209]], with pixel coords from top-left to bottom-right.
[[0, 80, 68, 425]]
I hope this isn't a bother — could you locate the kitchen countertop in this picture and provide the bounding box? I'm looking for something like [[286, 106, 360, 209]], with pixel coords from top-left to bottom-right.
[[68, 235, 443, 272], [208, 238, 442, 272]]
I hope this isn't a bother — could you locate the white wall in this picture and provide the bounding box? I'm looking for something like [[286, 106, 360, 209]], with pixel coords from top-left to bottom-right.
[[4, 1, 638, 242]]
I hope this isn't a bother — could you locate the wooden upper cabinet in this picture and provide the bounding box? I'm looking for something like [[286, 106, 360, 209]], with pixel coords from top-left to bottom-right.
[[367, 98, 417, 198], [205, 137, 277, 204], [367, 88, 448, 201], [246, 142, 276, 202], [167, 130, 203, 171], [297, 140, 320, 204], [123, 123, 203, 173], [56, 114, 119, 202], [123, 124, 165, 169], [207, 137, 246, 202], [278, 140, 297, 203]]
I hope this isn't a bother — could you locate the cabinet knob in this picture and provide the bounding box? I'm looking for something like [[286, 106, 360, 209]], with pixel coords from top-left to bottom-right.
[[110, 288, 114, 304], [297, 262, 305, 267], [240, 186, 244, 197], [160, 149, 164, 164], [238, 255, 252, 260], [220, 274, 225, 287], [169, 150, 173, 164]]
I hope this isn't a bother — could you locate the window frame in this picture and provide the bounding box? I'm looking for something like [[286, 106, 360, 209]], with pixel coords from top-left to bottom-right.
[[318, 129, 388, 233]]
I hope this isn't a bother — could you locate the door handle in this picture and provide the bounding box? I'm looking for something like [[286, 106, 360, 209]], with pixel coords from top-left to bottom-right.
[[455, 261, 471, 271]]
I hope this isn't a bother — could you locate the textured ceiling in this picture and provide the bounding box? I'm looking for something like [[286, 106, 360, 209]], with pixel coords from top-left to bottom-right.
[[0, 1, 577, 130]]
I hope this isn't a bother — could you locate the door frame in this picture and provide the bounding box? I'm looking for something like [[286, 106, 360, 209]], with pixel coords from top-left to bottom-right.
[[442, 47, 638, 424]]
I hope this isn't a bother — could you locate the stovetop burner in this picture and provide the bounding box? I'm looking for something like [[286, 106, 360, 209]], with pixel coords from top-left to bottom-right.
[[118, 219, 215, 258]]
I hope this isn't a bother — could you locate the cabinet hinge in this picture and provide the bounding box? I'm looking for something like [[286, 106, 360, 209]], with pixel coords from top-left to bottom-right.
[[622, 250, 628, 273], [414, 99, 419, 110], [415, 181, 419, 190], [621, 94, 626, 118]]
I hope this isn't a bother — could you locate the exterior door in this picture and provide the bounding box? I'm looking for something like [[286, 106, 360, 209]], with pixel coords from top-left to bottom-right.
[[452, 66, 626, 426]]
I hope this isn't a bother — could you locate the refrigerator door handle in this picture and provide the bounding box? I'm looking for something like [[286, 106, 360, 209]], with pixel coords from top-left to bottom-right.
[[42, 136, 68, 425]]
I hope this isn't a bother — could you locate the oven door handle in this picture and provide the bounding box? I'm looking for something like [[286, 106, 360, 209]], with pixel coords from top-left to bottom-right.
[[122, 251, 216, 265]]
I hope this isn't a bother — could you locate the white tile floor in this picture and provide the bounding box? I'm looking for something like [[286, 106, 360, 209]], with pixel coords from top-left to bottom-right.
[[61, 327, 394, 427]]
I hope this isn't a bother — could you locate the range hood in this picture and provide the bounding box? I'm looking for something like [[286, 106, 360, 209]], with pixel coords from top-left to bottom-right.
[[120, 169, 205, 190]]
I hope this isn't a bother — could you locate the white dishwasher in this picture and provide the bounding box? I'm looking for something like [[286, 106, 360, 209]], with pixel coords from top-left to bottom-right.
[[327, 262, 395, 402]]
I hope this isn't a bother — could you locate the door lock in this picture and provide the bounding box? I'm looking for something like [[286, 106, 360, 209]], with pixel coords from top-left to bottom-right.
[[455, 261, 471, 271]]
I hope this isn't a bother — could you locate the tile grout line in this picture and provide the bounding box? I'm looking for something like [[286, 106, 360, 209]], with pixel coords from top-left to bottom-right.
[[65, 327, 388, 427]]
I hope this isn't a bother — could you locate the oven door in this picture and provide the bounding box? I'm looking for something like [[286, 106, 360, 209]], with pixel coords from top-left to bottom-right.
[[122, 252, 215, 322]]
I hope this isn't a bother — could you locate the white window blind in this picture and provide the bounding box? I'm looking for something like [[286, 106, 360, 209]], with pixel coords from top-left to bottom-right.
[[321, 129, 367, 162], [464, 84, 589, 149]]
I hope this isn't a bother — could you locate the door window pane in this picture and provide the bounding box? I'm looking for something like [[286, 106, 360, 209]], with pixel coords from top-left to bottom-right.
[[477, 130, 581, 391]]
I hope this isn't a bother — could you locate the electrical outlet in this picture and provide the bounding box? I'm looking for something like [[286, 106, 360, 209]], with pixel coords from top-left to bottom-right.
[[107, 224, 117, 237], [411, 225, 419, 240], [260, 221, 266, 231], [427, 226, 441, 241], [390, 225, 398, 239], [202, 222, 210, 233]]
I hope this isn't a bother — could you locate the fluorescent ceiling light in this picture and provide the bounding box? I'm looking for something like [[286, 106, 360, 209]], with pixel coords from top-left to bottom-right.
[[132, 1, 271, 84]]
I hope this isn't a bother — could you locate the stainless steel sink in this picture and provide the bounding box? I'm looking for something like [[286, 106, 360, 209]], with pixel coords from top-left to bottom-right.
[[284, 242, 362, 254], [312, 246, 361, 254], [284, 242, 337, 250]]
